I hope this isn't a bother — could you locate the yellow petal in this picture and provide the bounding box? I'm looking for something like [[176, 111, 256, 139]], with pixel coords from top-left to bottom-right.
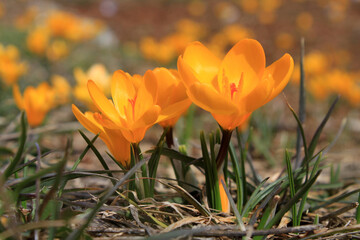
[[73, 67, 87, 85], [111, 70, 135, 114], [157, 99, 192, 123], [265, 53, 294, 101], [243, 75, 275, 112], [152, 67, 177, 106], [134, 70, 158, 119], [218, 173, 230, 213], [103, 127, 131, 168], [133, 105, 161, 130], [213, 112, 251, 131], [72, 104, 103, 135], [182, 41, 221, 85], [218, 39, 265, 96], [88, 80, 122, 125], [177, 56, 202, 88], [187, 82, 238, 114]]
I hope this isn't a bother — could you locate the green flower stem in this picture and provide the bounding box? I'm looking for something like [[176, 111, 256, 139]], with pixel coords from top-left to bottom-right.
[[216, 130, 233, 170], [165, 127, 174, 148]]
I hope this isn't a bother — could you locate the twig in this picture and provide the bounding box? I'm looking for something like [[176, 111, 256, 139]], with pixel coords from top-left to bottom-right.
[[299, 224, 360, 240], [319, 202, 359, 222], [194, 224, 322, 237], [87, 227, 146, 234], [147, 224, 322, 239]]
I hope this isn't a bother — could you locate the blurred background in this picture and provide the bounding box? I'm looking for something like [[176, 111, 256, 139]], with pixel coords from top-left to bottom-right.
[[0, 0, 359, 177]]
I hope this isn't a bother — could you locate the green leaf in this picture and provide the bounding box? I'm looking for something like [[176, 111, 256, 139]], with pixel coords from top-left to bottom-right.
[[264, 170, 322, 229], [4, 111, 27, 179], [285, 150, 297, 226]]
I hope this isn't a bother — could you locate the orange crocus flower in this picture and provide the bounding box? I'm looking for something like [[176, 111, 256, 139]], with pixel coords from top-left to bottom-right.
[[13, 83, 55, 127], [87, 70, 161, 143], [72, 105, 131, 168], [178, 39, 294, 130], [151, 68, 192, 128]]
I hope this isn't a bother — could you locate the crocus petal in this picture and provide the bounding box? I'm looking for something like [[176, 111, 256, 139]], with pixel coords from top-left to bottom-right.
[[218, 173, 230, 213], [103, 127, 131, 167], [218, 39, 266, 96], [132, 105, 161, 130], [13, 84, 24, 109], [153, 67, 177, 106], [265, 53, 294, 101], [157, 99, 192, 123], [111, 70, 135, 114], [177, 56, 202, 88], [187, 82, 238, 115], [243, 75, 275, 112], [88, 80, 123, 125], [182, 41, 221, 85], [213, 112, 251, 131], [72, 104, 103, 135], [134, 70, 158, 119]]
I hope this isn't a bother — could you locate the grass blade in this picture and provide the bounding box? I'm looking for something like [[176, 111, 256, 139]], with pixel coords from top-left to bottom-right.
[[220, 179, 245, 230], [78, 130, 115, 184], [229, 143, 243, 214], [265, 170, 322, 229], [285, 150, 297, 226], [307, 96, 339, 161], [295, 37, 306, 168], [4, 112, 27, 179]]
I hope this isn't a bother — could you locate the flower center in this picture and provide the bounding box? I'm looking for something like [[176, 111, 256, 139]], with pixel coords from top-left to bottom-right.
[[230, 72, 244, 100]]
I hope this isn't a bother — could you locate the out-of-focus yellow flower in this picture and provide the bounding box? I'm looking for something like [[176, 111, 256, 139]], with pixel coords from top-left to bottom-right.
[[0, 44, 27, 86], [73, 64, 111, 110], [260, 0, 282, 13], [208, 25, 253, 57], [176, 19, 206, 40], [47, 11, 81, 40], [238, 0, 259, 14], [46, 10, 103, 42], [275, 33, 294, 50], [13, 83, 55, 127], [308, 77, 330, 100], [15, 6, 38, 29], [46, 40, 69, 61], [178, 39, 294, 130], [72, 105, 131, 168], [26, 27, 50, 55], [140, 37, 158, 60], [327, 70, 358, 104], [51, 75, 71, 105], [222, 24, 253, 45], [151, 68, 191, 128], [305, 51, 328, 75], [88, 70, 162, 143], [296, 12, 313, 32]]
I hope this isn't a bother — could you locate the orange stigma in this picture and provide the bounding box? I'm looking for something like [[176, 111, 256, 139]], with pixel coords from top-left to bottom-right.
[[128, 96, 137, 120], [230, 72, 244, 100], [230, 83, 237, 99]]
